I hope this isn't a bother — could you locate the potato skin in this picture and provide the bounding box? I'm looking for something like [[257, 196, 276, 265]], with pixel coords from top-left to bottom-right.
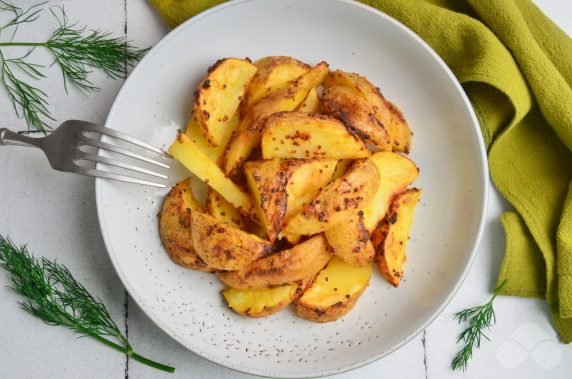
[[325, 212, 374, 267], [371, 188, 421, 287], [362, 152, 419, 232], [324, 70, 412, 153], [222, 277, 311, 318], [190, 211, 273, 271], [217, 235, 332, 289], [321, 85, 389, 148], [294, 288, 364, 323], [261, 112, 370, 160], [224, 62, 329, 181], [206, 188, 245, 229], [298, 87, 320, 113], [241, 56, 310, 116], [294, 257, 372, 322], [244, 158, 337, 241], [158, 180, 214, 273], [282, 159, 380, 235], [244, 159, 288, 242], [195, 58, 257, 146]]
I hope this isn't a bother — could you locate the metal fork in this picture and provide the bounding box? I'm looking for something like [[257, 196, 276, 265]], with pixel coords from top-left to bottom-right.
[[0, 120, 171, 188]]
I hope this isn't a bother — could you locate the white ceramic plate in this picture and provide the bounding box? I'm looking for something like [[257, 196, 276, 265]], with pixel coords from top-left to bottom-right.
[[96, 0, 487, 376]]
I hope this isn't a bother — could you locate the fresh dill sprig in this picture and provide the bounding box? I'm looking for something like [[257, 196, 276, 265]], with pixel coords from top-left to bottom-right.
[[46, 7, 148, 93], [0, 49, 53, 132], [451, 279, 507, 371], [0, 1, 148, 132], [0, 235, 175, 373]]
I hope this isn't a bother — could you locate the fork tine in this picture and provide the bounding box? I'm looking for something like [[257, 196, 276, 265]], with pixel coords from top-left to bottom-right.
[[85, 139, 171, 169], [79, 154, 169, 179], [80, 123, 172, 158], [74, 166, 167, 188]]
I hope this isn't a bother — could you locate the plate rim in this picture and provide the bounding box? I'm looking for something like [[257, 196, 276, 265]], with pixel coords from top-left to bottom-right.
[[96, 0, 489, 376]]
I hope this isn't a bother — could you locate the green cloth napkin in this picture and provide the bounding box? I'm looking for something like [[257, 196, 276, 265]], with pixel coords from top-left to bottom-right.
[[150, 0, 572, 342]]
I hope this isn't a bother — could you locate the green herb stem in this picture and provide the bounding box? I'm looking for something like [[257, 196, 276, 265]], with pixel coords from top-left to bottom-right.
[[91, 335, 175, 373], [129, 351, 177, 373], [0, 42, 47, 47], [0, 235, 175, 373], [0, 2, 148, 132], [450, 279, 507, 371]]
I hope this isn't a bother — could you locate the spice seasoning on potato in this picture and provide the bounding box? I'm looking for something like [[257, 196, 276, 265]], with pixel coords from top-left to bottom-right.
[[162, 56, 421, 322]]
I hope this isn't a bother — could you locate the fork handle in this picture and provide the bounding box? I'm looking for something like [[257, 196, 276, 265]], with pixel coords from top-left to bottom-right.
[[0, 128, 43, 148]]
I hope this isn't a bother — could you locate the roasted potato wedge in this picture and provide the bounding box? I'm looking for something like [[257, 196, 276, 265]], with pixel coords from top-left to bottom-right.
[[169, 132, 258, 220], [218, 235, 331, 289], [284, 234, 302, 245], [190, 211, 273, 271], [159, 179, 214, 273], [206, 188, 245, 229], [164, 56, 422, 321], [331, 159, 354, 181], [244, 158, 286, 241], [385, 99, 412, 153], [371, 188, 421, 286], [185, 111, 238, 166], [224, 62, 329, 180], [261, 112, 370, 160], [195, 58, 257, 146], [324, 70, 391, 128], [324, 70, 412, 153], [241, 56, 310, 116], [362, 152, 419, 232], [223, 283, 299, 318], [244, 158, 336, 241], [294, 256, 372, 322], [223, 277, 311, 318], [325, 212, 374, 266], [285, 158, 337, 220], [321, 85, 389, 148], [282, 159, 380, 235], [298, 87, 320, 113]]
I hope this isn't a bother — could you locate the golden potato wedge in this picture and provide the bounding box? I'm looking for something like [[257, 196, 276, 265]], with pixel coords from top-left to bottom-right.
[[159, 179, 214, 273], [325, 212, 374, 266], [195, 58, 257, 146], [223, 278, 310, 318], [244, 158, 337, 241], [218, 235, 331, 289], [321, 85, 389, 148], [298, 87, 320, 113], [324, 71, 391, 131], [224, 62, 329, 180], [362, 152, 419, 232], [324, 70, 391, 128], [223, 283, 299, 318], [324, 70, 412, 153], [190, 211, 273, 271], [284, 158, 337, 220], [284, 234, 302, 245], [331, 159, 353, 181], [244, 158, 286, 241], [169, 132, 258, 220], [185, 111, 238, 166], [241, 56, 310, 116], [206, 188, 245, 229], [294, 256, 372, 322], [261, 112, 370, 160], [282, 159, 380, 235], [385, 99, 412, 154], [371, 188, 421, 286]]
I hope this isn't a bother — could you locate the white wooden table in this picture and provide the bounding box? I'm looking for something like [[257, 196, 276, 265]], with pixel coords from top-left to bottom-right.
[[1, 1, 570, 378]]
